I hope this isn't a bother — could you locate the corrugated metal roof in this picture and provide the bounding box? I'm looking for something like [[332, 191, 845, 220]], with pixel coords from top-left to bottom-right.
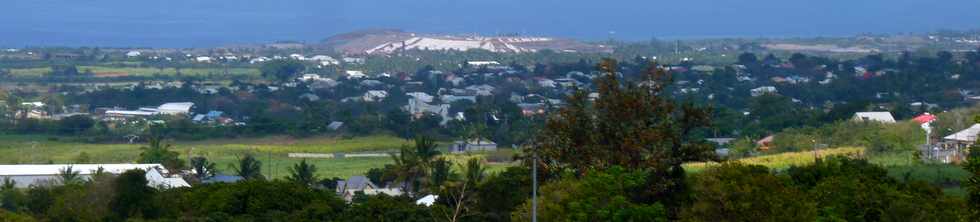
[[158, 102, 194, 113], [853, 112, 896, 123], [944, 124, 980, 142]]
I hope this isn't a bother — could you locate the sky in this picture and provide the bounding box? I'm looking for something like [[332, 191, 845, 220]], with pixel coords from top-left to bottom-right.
[[2, 0, 979, 48]]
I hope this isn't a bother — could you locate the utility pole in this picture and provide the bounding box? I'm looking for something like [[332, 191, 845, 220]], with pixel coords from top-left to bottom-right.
[[532, 150, 538, 222], [812, 139, 818, 161]]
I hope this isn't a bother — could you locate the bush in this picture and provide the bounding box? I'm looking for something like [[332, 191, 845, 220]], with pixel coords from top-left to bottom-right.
[[684, 163, 816, 221]]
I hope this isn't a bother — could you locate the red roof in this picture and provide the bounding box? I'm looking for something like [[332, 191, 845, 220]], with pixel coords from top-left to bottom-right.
[[912, 113, 937, 124]]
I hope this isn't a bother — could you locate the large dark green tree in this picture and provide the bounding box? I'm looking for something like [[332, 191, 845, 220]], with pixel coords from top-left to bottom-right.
[[531, 59, 715, 215], [110, 169, 158, 220], [137, 136, 185, 172], [260, 59, 305, 82]]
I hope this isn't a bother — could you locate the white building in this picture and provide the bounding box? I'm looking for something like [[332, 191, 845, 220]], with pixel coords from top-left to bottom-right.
[[309, 55, 339, 65], [406, 92, 435, 103], [346, 70, 367, 79], [944, 124, 980, 143], [298, 74, 321, 82], [363, 90, 389, 102], [852, 112, 896, 123], [465, 84, 495, 96], [195, 56, 213, 63], [405, 98, 451, 125], [750, 86, 778, 97], [450, 139, 498, 153], [126, 51, 142, 57], [157, 102, 195, 115], [0, 164, 188, 188], [466, 61, 500, 66], [343, 57, 366, 64]]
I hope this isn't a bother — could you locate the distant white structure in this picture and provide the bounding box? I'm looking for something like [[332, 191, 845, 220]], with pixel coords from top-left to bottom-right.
[[195, 56, 213, 63], [416, 195, 438, 207], [852, 112, 896, 123], [298, 73, 322, 81], [249, 57, 271, 64], [405, 98, 451, 125], [343, 57, 366, 64], [346, 70, 367, 79], [465, 84, 495, 96], [450, 139, 498, 153], [309, 55, 340, 65], [466, 61, 500, 66], [126, 51, 142, 57], [363, 90, 389, 102], [750, 86, 778, 97], [104, 102, 194, 119], [0, 164, 188, 188], [157, 102, 195, 115], [406, 92, 435, 103]]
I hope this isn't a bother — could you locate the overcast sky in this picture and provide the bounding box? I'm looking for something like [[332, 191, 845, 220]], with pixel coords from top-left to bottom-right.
[[2, 0, 979, 47]]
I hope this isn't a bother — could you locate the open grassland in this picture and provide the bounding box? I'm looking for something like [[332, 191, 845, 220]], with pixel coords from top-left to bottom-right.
[[0, 134, 515, 179], [7, 66, 260, 77]]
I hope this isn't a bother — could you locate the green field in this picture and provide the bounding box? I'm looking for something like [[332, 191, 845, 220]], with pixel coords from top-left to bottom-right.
[[0, 134, 516, 180], [7, 66, 260, 77], [0, 135, 409, 179]]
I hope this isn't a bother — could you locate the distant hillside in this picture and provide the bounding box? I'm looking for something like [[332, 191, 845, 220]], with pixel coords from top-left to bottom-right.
[[321, 29, 613, 54]]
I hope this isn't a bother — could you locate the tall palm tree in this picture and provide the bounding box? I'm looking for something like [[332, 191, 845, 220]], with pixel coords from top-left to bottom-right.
[[413, 136, 441, 169], [190, 156, 217, 180], [138, 136, 185, 172], [462, 158, 486, 185], [391, 136, 444, 196], [429, 157, 453, 188], [1, 177, 15, 191], [391, 145, 424, 196], [287, 159, 318, 187], [232, 154, 263, 180], [58, 165, 83, 186]]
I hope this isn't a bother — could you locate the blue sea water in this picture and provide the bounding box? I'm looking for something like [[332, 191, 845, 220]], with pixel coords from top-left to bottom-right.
[[2, 0, 978, 48]]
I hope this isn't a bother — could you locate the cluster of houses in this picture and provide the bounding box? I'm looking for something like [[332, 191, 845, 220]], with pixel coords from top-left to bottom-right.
[[121, 50, 366, 68], [285, 60, 583, 126]]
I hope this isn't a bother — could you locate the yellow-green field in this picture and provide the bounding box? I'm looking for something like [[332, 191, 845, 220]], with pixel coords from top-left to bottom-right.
[[7, 66, 260, 77], [683, 147, 865, 172], [0, 134, 515, 179]]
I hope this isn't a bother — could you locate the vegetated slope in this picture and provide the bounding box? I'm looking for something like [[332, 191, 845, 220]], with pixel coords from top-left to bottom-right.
[[321, 29, 612, 54]]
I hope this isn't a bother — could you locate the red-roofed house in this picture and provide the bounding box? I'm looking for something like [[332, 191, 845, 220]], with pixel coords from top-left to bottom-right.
[[912, 113, 937, 124]]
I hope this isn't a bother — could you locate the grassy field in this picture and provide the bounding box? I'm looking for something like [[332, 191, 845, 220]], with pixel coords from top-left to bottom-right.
[[685, 147, 971, 197], [0, 134, 516, 180], [0, 134, 409, 179], [7, 66, 260, 78]]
